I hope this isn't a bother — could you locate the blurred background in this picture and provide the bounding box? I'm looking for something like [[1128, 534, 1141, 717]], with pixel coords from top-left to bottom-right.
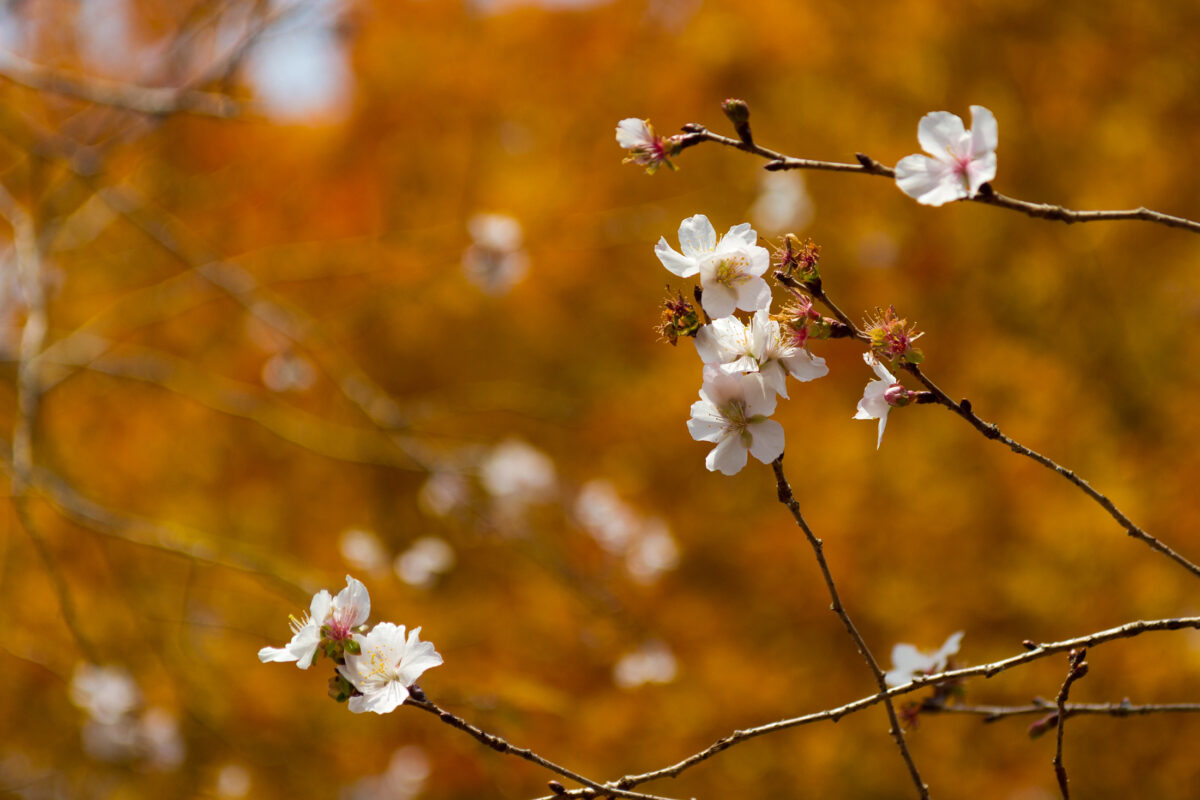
[[2, 0, 1200, 798]]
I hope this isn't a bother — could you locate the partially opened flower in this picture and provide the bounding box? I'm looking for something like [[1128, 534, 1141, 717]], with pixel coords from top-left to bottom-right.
[[687, 366, 784, 475], [338, 623, 443, 714], [258, 575, 371, 669], [854, 352, 902, 449], [655, 214, 771, 319], [885, 631, 965, 687], [616, 118, 676, 174], [695, 309, 828, 398], [895, 105, 997, 206]]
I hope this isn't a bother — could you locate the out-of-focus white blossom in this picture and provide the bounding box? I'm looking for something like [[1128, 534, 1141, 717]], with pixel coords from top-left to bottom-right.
[[895, 106, 997, 206], [885, 631, 964, 687], [418, 470, 470, 518], [748, 171, 813, 233], [259, 575, 370, 668], [394, 537, 456, 588], [138, 707, 185, 771], [479, 439, 556, 503], [624, 519, 679, 584], [463, 213, 529, 294], [655, 214, 771, 319], [687, 367, 784, 475], [70, 664, 140, 725], [217, 764, 252, 798], [262, 350, 317, 392], [339, 528, 389, 575], [342, 745, 430, 800], [575, 480, 640, 554], [338, 624, 443, 714], [613, 641, 677, 688]]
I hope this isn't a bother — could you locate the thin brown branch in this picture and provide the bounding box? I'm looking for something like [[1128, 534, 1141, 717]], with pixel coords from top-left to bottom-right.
[[678, 124, 1200, 235], [609, 616, 1200, 791], [407, 695, 682, 800], [770, 456, 931, 799], [0, 49, 241, 118], [923, 698, 1200, 722], [1052, 649, 1089, 799]]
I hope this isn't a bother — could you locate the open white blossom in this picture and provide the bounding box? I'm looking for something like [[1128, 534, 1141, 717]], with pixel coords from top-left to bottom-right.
[[885, 631, 964, 687], [695, 309, 828, 398], [655, 214, 771, 319], [258, 575, 370, 668], [854, 352, 900, 449], [895, 105, 997, 206], [615, 118, 674, 172], [687, 366, 784, 475], [338, 623, 443, 714]]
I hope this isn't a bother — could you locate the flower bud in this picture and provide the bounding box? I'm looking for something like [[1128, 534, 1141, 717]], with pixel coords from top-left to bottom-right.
[[883, 383, 911, 407], [721, 98, 753, 145], [656, 290, 700, 345]]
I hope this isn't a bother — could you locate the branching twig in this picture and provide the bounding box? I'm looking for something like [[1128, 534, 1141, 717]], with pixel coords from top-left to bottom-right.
[[1052, 649, 1089, 799], [771, 456, 931, 799], [678, 125, 1200, 235]]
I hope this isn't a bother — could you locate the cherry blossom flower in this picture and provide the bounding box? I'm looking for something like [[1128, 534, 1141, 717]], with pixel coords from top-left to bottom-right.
[[258, 575, 370, 669], [655, 214, 771, 319], [894, 105, 997, 206], [885, 631, 965, 687], [854, 352, 902, 449], [338, 623, 443, 714], [615, 118, 675, 173], [695, 309, 828, 398], [687, 366, 784, 475]]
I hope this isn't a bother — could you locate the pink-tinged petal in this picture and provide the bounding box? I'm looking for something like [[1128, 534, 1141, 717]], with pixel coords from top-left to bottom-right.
[[616, 118, 652, 149], [855, 380, 891, 420], [864, 352, 897, 383], [348, 681, 410, 714], [747, 418, 785, 463], [257, 645, 296, 664], [398, 627, 444, 686], [338, 576, 371, 627], [677, 214, 717, 259], [965, 152, 996, 195], [687, 401, 725, 442], [700, 283, 738, 319], [968, 105, 997, 155], [734, 276, 772, 313], [705, 435, 748, 475], [895, 155, 965, 206], [655, 237, 699, 277], [916, 110, 966, 158], [782, 351, 829, 382], [722, 222, 759, 249]]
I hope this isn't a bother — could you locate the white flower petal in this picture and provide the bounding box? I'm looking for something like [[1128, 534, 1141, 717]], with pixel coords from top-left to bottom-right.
[[655, 237, 699, 277], [864, 351, 897, 383], [723, 222, 759, 249], [916, 111, 967, 158], [747, 418, 785, 463], [700, 283, 738, 320], [757, 362, 789, 399], [742, 373, 778, 418], [398, 627, 444, 686], [735, 276, 772, 313], [895, 155, 965, 206], [616, 118, 652, 149], [337, 576, 371, 627], [782, 351, 829, 382], [677, 214, 717, 259], [968, 106, 997, 155], [347, 681, 410, 714], [257, 645, 296, 664], [706, 434, 748, 475], [966, 152, 997, 195]]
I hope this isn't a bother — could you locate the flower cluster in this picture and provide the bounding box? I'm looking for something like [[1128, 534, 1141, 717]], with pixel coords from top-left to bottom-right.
[[259, 576, 442, 714]]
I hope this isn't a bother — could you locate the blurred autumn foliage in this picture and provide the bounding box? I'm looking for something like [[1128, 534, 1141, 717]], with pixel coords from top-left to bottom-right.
[[3, 1, 1200, 798]]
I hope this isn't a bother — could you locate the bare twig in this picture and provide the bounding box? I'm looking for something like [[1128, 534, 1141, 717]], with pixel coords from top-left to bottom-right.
[[771, 456, 931, 799], [678, 125, 1200, 235], [407, 694, 681, 800], [922, 698, 1200, 723], [1052, 649, 1090, 799]]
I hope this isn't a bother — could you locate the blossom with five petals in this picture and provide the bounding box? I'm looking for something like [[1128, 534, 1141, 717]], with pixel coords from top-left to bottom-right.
[[695, 309, 828, 398], [338, 623, 444, 714], [655, 214, 771, 319], [687, 366, 785, 475], [615, 118, 675, 173], [854, 352, 902, 449], [894, 105, 997, 206], [258, 575, 371, 669], [884, 631, 965, 687]]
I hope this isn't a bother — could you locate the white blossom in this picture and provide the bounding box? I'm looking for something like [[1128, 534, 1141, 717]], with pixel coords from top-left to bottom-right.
[[338, 623, 443, 714], [655, 214, 771, 319], [258, 575, 370, 668], [885, 631, 964, 687], [695, 309, 828, 398], [70, 663, 140, 725], [463, 213, 529, 294], [854, 352, 900, 449], [394, 537, 456, 588], [895, 105, 997, 206], [613, 641, 677, 689], [687, 367, 784, 475]]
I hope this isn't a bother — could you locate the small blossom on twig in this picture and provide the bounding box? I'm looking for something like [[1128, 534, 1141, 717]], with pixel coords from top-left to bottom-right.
[[885, 631, 965, 687], [774, 234, 821, 287], [655, 214, 772, 319], [777, 294, 834, 348], [258, 575, 371, 669], [615, 118, 678, 174], [337, 623, 443, 714], [854, 352, 911, 449], [694, 308, 828, 398], [864, 305, 924, 364], [687, 366, 784, 475], [895, 105, 997, 206]]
